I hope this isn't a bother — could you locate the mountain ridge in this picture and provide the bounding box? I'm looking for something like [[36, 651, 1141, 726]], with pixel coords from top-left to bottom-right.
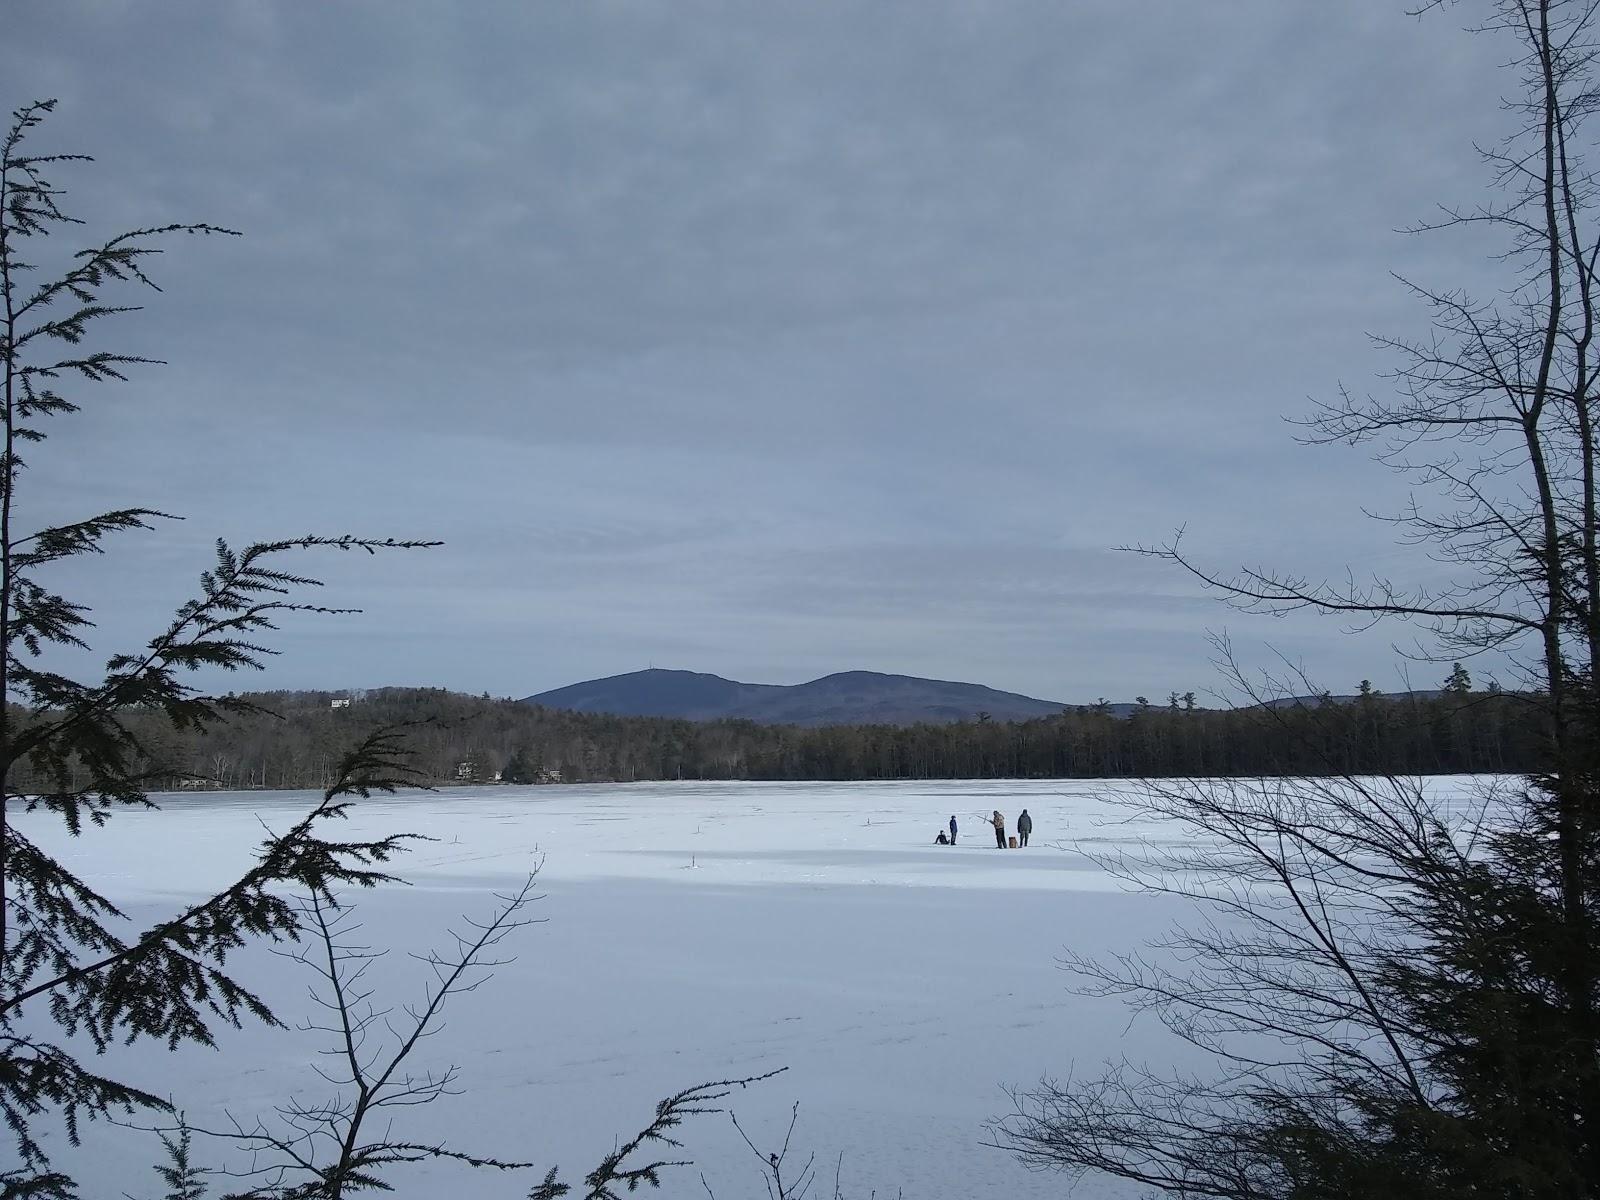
[[521, 668, 1072, 726], [521, 669, 1457, 728]]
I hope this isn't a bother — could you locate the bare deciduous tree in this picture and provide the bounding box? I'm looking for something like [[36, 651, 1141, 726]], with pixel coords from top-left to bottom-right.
[[179, 879, 542, 1199], [707, 1103, 900, 1200], [997, 2, 1600, 1195]]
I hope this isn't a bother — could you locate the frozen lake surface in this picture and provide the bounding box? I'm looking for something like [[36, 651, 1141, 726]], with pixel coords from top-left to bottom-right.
[[17, 777, 1492, 1198]]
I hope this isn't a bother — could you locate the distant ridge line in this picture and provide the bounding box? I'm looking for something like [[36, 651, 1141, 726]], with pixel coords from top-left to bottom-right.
[[521, 667, 1071, 727], [521, 669, 1458, 728]]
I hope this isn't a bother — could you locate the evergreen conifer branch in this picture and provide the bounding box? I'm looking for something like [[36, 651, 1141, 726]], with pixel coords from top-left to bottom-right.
[[0, 100, 434, 1190]]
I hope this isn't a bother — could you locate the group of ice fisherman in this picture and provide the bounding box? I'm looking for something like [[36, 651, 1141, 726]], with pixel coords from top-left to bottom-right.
[[934, 809, 1032, 848]]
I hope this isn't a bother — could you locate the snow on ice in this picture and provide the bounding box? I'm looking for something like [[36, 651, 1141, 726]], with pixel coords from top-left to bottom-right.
[[15, 777, 1495, 1198]]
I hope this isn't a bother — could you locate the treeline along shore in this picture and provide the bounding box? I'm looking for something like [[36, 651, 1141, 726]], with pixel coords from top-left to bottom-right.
[[11, 680, 1547, 793]]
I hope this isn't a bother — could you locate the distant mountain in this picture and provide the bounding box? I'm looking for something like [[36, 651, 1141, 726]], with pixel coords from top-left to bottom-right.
[[522, 668, 1072, 727], [520, 670, 1467, 728]]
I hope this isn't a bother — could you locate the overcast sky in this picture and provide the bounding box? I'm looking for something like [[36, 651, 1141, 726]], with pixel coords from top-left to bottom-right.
[[3, 2, 1526, 703]]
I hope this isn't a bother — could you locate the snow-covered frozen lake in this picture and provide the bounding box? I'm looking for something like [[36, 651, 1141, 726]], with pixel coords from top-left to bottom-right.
[[17, 777, 1492, 1198]]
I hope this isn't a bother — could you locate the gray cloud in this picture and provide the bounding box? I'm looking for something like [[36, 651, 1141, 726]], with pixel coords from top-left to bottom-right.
[[3, 1, 1523, 703]]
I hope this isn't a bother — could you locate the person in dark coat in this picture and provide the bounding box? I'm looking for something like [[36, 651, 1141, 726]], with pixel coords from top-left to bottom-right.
[[949, 815, 958, 845], [992, 810, 1006, 848], [935, 830, 949, 845], [1017, 808, 1033, 847]]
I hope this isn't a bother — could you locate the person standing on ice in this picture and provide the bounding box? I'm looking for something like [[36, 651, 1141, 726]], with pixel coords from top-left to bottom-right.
[[992, 810, 1006, 848], [949, 815, 958, 844], [1017, 808, 1032, 847]]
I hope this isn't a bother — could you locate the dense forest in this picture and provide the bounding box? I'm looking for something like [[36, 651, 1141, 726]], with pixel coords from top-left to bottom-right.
[[9, 669, 1546, 793]]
